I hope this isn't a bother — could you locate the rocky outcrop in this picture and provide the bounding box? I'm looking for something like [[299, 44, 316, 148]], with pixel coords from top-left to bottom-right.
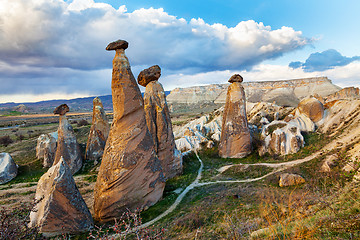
[[53, 104, 82, 174], [219, 74, 252, 158], [167, 77, 341, 107], [0, 153, 17, 184], [36, 132, 58, 168], [279, 173, 305, 187], [326, 87, 360, 102], [94, 40, 165, 223], [260, 121, 304, 156], [139, 65, 182, 179], [29, 157, 93, 237], [320, 154, 337, 172], [297, 97, 324, 123], [85, 97, 110, 162]]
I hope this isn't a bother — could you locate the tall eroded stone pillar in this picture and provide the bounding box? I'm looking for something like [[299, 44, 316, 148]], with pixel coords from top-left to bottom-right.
[[85, 97, 110, 162], [138, 65, 183, 179], [219, 74, 252, 158], [94, 40, 165, 222], [53, 104, 82, 174]]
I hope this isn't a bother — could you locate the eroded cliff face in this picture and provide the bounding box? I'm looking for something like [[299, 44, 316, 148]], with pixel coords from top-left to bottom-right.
[[167, 77, 341, 107]]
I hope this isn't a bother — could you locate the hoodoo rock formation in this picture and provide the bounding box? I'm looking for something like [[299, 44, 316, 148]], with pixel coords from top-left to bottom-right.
[[85, 97, 110, 162], [94, 40, 165, 222], [138, 65, 182, 179], [53, 104, 82, 174], [36, 132, 58, 168], [0, 152, 17, 184], [219, 74, 252, 158], [29, 157, 93, 237]]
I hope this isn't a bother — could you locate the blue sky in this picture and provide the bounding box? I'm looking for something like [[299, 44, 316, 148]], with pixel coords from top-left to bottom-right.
[[0, 0, 359, 103]]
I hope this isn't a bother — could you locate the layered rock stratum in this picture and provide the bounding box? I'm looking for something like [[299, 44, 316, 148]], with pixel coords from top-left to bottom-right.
[[167, 77, 341, 107], [94, 40, 165, 222], [53, 104, 82, 174], [29, 157, 93, 237], [139, 65, 182, 179], [219, 74, 252, 158], [85, 97, 110, 162]]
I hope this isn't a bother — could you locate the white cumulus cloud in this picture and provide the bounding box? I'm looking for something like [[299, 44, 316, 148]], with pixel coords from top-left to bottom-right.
[[0, 0, 309, 98]]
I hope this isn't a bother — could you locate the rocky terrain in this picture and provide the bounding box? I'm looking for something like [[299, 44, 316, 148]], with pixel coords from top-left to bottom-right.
[[0, 37, 359, 239]]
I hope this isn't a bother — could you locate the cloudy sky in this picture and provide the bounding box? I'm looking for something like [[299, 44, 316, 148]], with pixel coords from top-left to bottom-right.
[[0, 0, 359, 103]]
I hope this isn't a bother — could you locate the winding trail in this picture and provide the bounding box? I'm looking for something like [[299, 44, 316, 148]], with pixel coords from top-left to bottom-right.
[[113, 127, 359, 235], [118, 148, 323, 234]]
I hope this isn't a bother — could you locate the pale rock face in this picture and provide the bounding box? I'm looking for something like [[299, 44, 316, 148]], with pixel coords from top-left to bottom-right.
[[279, 173, 305, 187], [53, 114, 82, 174], [260, 121, 304, 156], [0, 153, 17, 184], [85, 97, 110, 162], [29, 157, 93, 237], [167, 77, 341, 107], [326, 87, 360, 102], [173, 110, 223, 152], [36, 132, 58, 168], [94, 42, 165, 223], [143, 80, 182, 179], [287, 109, 316, 132], [219, 81, 252, 158]]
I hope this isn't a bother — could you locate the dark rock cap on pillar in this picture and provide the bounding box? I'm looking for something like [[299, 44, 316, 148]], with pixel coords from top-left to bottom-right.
[[53, 104, 69, 116], [228, 74, 243, 83], [137, 65, 161, 87], [106, 40, 128, 51]]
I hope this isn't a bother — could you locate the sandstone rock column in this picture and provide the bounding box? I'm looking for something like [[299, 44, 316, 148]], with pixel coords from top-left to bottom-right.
[[85, 97, 110, 162], [138, 65, 183, 179], [53, 104, 82, 174], [94, 40, 165, 222], [29, 157, 93, 237], [36, 132, 58, 168], [219, 74, 252, 158]]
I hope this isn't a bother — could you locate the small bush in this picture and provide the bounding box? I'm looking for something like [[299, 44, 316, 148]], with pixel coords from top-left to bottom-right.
[[0, 201, 41, 239], [0, 135, 13, 147]]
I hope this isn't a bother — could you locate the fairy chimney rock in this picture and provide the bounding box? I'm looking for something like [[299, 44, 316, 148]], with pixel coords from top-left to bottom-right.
[[52, 104, 82, 174], [94, 40, 165, 223], [29, 157, 93, 237], [139, 65, 183, 179], [219, 74, 252, 158], [85, 97, 110, 162]]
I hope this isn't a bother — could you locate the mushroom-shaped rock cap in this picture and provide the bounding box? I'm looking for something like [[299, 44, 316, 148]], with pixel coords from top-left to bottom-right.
[[54, 104, 69, 116], [228, 74, 243, 83], [106, 40, 128, 51], [137, 65, 161, 87]]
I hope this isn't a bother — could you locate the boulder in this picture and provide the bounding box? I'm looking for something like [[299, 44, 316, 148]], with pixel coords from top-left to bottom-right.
[[279, 173, 305, 187], [85, 97, 110, 162], [320, 154, 337, 172], [29, 157, 93, 237], [53, 104, 82, 174], [140, 65, 182, 179], [219, 74, 252, 158], [36, 132, 58, 168], [260, 121, 304, 156], [297, 97, 324, 123], [94, 40, 165, 222], [0, 152, 17, 184]]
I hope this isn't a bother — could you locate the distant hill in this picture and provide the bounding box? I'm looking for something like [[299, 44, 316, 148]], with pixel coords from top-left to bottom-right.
[[0, 92, 171, 113]]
